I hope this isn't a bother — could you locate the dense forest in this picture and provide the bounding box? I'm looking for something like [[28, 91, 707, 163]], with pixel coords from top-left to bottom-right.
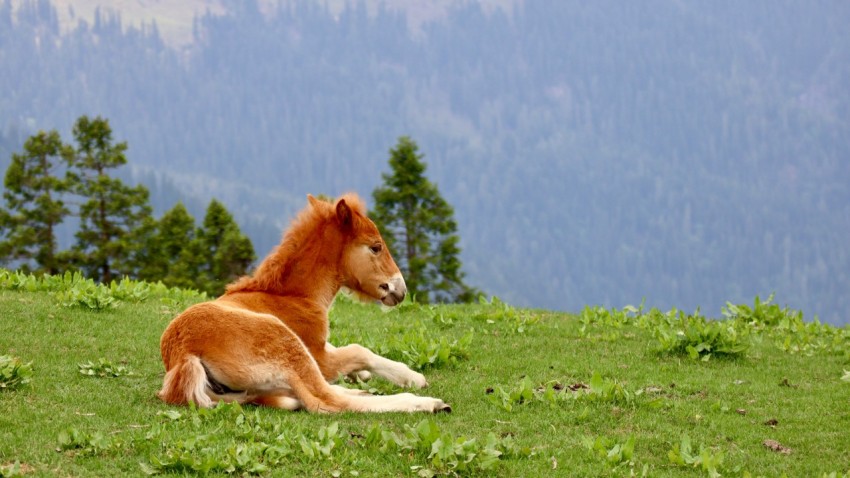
[[1, 0, 848, 323]]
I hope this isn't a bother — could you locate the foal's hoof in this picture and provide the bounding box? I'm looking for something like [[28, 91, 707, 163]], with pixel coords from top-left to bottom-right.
[[415, 396, 451, 413], [405, 372, 429, 389], [427, 398, 451, 413]]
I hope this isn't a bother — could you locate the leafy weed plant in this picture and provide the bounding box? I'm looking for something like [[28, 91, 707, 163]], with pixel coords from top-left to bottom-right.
[[488, 376, 536, 412], [724, 294, 850, 357], [368, 418, 532, 477], [335, 323, 472, 372], [78, 358, 133, 378], [579, 303, 641, 330], [0, 269, 205, 309], [667, 435, 725, 478], [57, 427, 116, 455], [389, 328, 473, 371], [582, 434, 639, 470], [722, 293, 793, 329], [652, 309, 749, 360], [0, 355, 32, 390], [55, 284, 119, 310], [472, 296, 540, 334]]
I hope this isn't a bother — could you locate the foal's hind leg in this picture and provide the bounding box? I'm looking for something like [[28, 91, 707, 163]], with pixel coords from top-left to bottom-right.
[[321, 343, 428, 388], [251, 393, 302, 410], [287, 373, 450, 414], [251, 385, 369, 411]]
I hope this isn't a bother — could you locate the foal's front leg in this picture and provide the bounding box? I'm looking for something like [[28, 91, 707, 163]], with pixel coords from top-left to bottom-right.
[[322, 343, 428, 388]]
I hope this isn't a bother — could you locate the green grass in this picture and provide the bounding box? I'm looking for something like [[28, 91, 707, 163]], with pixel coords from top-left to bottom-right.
[[1, 273, 849, 477]]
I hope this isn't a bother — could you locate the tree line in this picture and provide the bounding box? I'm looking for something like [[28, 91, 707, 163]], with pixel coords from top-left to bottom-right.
[[0, 119, 476, 303], [0, 116, 255, 296]]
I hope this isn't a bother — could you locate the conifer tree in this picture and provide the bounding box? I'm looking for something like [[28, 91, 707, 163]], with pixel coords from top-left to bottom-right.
[[0, 130, 74, 274], [67, 116, 153, 282], [371, 136, 477, 303], [137, 202, 201, 290], [196, 199, 255, 295]]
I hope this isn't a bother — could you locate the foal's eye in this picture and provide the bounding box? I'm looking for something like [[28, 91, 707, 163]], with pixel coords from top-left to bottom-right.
[[370, 244, 383, 254]]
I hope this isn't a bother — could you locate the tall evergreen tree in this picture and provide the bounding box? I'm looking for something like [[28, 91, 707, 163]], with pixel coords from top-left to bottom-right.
[[0, 130, 74, 274], [371, 136, 477, 303], [137, 202, 202, 290], [67, 116, 153, 283], [196, 199, 256, 295]]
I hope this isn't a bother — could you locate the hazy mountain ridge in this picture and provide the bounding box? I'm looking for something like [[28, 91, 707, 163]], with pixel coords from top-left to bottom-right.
[[1, 0, 848, 322]]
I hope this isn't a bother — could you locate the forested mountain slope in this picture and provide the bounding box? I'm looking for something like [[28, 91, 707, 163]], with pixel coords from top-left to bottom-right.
[[1, 0, 848, 322]]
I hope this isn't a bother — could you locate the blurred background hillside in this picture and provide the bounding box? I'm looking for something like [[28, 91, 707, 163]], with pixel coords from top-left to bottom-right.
[[2, 0, 848, 322]]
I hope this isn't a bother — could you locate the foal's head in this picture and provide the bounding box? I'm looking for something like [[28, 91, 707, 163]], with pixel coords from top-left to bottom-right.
[[310, 194, 407, 306]]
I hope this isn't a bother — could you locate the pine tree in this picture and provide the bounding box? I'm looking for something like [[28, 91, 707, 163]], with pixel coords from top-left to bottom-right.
[[137, 202, 202, 290], [371, 136, 477, 303], [67, 115, 153, 283], [196, 199, 255, 295], [0, 130, 74, 274]]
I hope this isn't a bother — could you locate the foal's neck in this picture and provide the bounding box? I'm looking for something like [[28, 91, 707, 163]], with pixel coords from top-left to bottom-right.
[[228, 221, 345, 311], [279, 251, 341, 310]]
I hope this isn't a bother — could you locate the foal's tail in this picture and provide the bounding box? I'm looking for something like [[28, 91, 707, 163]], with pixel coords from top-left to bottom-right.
[[157, 355, 214, 408]]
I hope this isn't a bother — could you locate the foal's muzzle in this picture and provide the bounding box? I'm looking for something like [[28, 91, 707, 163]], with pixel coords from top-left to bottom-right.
[[379, 275, 407, 306]]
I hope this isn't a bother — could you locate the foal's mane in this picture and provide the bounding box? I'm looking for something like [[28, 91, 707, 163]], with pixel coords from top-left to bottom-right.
[[225, 193, 368, 296]]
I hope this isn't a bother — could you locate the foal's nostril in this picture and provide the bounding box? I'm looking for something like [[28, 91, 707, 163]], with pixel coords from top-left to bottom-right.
[[379, 283, 390, 293]]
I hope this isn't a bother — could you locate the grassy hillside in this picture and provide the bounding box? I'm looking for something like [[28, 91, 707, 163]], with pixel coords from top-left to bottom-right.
[[0, 271, 848, 477]]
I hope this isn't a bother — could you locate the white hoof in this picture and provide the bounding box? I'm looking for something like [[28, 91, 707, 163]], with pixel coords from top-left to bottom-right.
[[411, 395, 451, 413], [404, 371, 429, 389]]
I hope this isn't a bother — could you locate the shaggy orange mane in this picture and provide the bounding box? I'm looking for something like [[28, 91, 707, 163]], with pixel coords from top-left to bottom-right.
[[225, 193, 370, 296]]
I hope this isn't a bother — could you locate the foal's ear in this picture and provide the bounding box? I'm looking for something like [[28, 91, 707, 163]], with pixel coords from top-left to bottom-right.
[[336, 198, 353, 228]]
